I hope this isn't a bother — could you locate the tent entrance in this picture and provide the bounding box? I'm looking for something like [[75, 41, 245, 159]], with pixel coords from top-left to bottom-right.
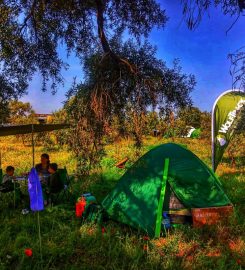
[[161, 183, 192, 230]]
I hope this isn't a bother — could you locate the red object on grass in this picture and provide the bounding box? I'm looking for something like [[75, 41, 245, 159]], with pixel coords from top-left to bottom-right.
[[236, 259, 241, 265], [24, 248, 33, 257], [101, 227, 106, 234], [75, 197, 86, 217]]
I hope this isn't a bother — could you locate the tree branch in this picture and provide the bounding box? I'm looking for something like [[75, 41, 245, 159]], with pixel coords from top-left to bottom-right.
[[95, 0, 137, 74], [95, 0, 111, 54], [20, 0, 38, 33]]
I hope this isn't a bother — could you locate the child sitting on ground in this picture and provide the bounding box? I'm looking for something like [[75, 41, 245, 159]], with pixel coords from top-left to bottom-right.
[[0, 166, 23, 206], [43, 163, 63, 205], [48, 163, 63, 194], [0, 166, 16, 192]]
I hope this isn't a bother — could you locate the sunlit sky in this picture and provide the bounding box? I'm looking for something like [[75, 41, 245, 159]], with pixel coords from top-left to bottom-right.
[[21, 1, 245, 113]]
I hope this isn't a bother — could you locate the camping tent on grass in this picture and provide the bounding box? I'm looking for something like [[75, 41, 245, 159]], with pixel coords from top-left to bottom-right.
[[102, 143, 232, 237]]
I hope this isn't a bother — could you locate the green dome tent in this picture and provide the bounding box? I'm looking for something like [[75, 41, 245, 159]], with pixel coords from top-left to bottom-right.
[[102, 143, 231, 237], [190, 128, 201, 138]]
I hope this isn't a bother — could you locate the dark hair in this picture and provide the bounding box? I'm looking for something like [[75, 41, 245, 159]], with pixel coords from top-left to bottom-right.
[[41, 153, 50, 166], [49, 163, 58, 171], [41, 153, 50, 160], [6, 166, 15, 172]]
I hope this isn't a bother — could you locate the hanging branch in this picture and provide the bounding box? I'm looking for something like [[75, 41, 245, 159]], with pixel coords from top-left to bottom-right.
[[229, 46, 245, 90]]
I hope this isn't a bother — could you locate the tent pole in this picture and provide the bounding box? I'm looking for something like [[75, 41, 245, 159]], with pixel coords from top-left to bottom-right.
[[155, 158, 169, 238], [32, 124, 35, 168], [0, 137, 2, 169]]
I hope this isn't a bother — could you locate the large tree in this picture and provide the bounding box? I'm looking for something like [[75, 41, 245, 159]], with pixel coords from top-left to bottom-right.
[[7, 100, 36, 124], [177, 106, 202, 129], [0, 0, 167, 100], [1, 0, 244, 100], [64, 40, 195, 172]]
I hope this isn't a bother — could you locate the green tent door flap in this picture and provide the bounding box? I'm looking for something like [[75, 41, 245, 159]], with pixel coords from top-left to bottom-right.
[[102, 143, 231, 237]]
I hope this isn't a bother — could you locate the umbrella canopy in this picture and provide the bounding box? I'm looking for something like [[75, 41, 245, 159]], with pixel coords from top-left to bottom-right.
[[0, 124, 70, 167], [0, 124, 69, 137]]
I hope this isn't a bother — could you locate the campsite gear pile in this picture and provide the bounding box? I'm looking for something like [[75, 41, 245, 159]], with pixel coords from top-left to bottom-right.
[[76, 193, 96, 217], [76, 193, 104, 224], [102, 143, 233, 237]]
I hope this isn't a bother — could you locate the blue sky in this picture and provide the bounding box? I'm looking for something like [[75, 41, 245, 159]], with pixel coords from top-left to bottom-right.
[[21, 1, 245, 113]]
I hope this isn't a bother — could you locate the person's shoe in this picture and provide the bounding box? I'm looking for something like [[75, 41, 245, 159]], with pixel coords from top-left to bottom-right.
[[21, 209, 29, 215]]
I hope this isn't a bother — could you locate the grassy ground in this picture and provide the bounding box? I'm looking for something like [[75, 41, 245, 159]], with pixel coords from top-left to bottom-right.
[[0, 137, 244, 270]]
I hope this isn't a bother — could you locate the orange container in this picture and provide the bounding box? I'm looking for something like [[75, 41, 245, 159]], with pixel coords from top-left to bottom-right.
[[191, 205, 233, 227], [75, 197, 86, 217]]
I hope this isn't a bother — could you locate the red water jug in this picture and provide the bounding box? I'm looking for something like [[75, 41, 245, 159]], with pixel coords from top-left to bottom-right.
[[75, 197, 86, 217]]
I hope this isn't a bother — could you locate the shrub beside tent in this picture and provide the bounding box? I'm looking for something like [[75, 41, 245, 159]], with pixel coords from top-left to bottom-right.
[[102, 143, 232, 237]]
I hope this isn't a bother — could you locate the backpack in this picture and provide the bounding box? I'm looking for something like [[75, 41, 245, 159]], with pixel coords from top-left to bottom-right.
[[76, 193, 106, 224], [82, 203, 105, 224]]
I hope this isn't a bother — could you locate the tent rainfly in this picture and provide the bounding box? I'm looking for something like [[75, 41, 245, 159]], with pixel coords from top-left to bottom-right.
[[102, 143, 232, 237], [0, 124, 70, 167]]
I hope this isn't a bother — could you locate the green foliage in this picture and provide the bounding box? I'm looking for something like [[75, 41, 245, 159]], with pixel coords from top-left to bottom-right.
[[200, 111, 211, 139], [234, 107, 245, 134], [145, 112, 159, 135], [226, 133, 245, 168], [65, 41, 195, 152], [0, 98, 9, 124], [7, 100, 36, 124], [0, 138, 244, 269], [0, 0, 166, 98], [177, 106, 202, 129]]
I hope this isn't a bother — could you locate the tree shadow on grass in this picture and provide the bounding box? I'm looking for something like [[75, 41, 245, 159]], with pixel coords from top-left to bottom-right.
[[73, 171, 120, 203], [219, 172, 244, 204]]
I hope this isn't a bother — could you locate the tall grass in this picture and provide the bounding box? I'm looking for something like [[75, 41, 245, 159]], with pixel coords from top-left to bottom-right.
[[0, 137, 244, 269]]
